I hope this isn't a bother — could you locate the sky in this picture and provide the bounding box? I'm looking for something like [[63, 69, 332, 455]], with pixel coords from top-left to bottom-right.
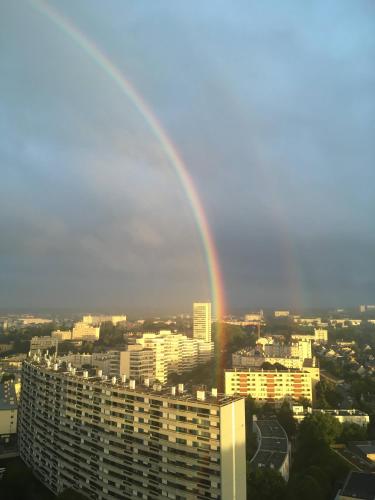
[[0, 0, 374, 314]]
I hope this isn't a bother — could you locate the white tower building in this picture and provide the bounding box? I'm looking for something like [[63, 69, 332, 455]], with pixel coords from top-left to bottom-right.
[[193, 302, 212, 342]]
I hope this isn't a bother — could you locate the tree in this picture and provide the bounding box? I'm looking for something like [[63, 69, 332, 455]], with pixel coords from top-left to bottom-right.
[[338, 423, 368, 444], [277, 401, 297, 438], [315, 380, 343, 409], [247, 467, 286, 500], [298, 413, 341, 449], [287, 473, 325, 500]]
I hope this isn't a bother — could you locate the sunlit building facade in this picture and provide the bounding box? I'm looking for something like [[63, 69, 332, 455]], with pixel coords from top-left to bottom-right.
[[134, 330, 212, 384], [72, 322, 100, 340], [225, 368, 313, 405], [51, 330, 72, 341]]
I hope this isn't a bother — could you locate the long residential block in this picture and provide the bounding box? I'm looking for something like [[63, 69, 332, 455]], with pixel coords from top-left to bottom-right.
[[19, 358, 246, 500]]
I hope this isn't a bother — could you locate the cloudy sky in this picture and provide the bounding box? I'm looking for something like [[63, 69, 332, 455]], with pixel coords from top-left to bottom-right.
[[1, 1, 374, 314]]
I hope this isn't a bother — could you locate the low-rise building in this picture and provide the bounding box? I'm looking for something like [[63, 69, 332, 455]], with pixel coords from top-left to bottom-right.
[[274, 311, 290, 318], [82, 314, 127, 326], [293, 317, 322, 326], [330, 318, 362, 327], [21, 317, 53, 326], [245, 312, 263, 322], [250, 418, 290, 481], [292, 407, 370, 426]]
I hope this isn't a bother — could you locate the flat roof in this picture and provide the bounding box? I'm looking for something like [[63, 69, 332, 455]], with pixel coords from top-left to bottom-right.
[[251, 419, 289, 472], [253, 450, 287, 470], [257, 420, 287, 439]]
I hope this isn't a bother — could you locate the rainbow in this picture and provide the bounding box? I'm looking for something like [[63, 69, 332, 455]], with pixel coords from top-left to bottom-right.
[[28, 0, 227, 358]]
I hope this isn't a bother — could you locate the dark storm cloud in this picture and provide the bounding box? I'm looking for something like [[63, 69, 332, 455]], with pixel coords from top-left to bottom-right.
[[0, 0, 374, 312]]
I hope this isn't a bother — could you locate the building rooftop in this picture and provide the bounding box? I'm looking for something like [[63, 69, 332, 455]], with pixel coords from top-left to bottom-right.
[[340, 471, 375, 500], [226, 367, 310, 373], [250, 419, 289, 472], [24, 358, 242, 407], [257, 420, 287, 439], [319, 409, 369, 417]]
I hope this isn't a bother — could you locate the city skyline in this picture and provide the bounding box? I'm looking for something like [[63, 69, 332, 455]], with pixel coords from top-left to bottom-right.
[[1, 1, 375, 311]]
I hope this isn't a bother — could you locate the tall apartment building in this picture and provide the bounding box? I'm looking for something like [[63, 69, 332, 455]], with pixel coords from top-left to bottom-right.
[[193, 303, 212, 342], [121, 345, 156, 382], [19, 357, 246, 500], [134, 330, 212, 384], [225, 368, 313, 405], [72, 322, 100, 341]]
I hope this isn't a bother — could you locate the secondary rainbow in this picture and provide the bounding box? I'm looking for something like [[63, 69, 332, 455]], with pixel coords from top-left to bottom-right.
[[29, 0, 226, 348]]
